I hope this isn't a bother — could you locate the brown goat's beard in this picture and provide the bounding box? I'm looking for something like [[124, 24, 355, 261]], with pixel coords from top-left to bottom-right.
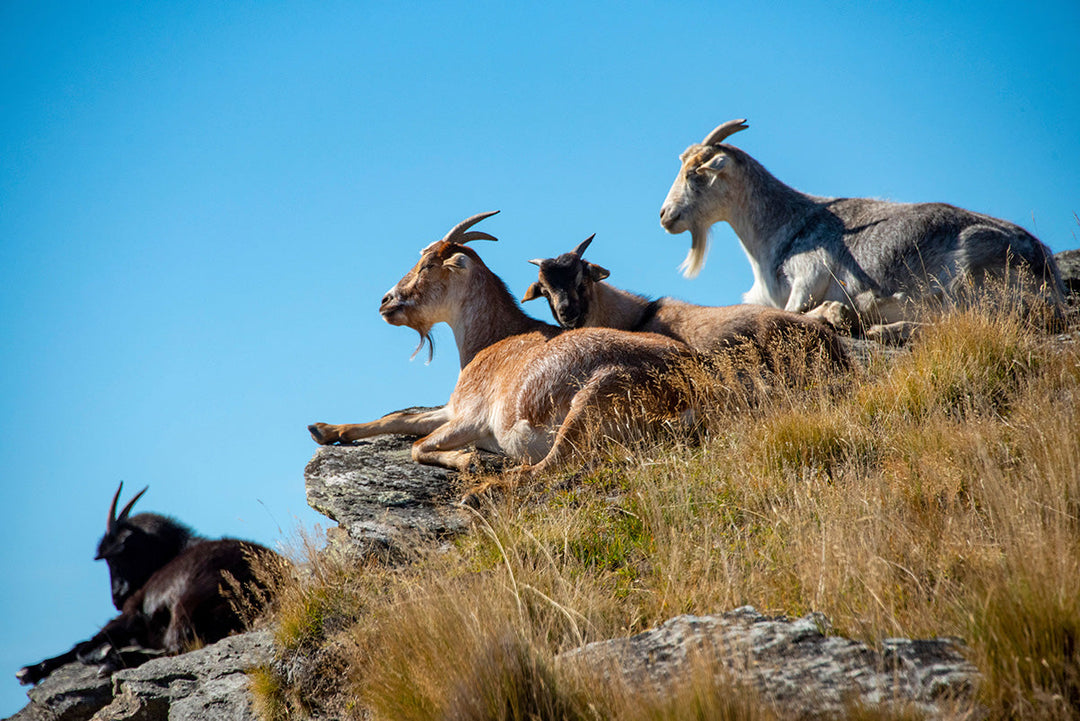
[[410, 327, 435, 364]]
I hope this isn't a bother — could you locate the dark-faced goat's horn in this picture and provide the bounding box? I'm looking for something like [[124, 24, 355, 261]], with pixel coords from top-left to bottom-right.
[[441, 210, 500, 244], [702, 119, 749, 146], [572, 234, 596, 257], [117, 486, 149, 523]]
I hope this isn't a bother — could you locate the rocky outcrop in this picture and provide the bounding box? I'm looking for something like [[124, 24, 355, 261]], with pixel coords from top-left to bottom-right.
[[304, 430, 468, 560], [563, 607, 980, 718], [5, 632, 273, 721], [6, 664, 112, 721]]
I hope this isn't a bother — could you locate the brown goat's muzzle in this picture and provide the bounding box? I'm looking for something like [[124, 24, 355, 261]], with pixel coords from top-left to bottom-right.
[[379, 292, 409, 326]]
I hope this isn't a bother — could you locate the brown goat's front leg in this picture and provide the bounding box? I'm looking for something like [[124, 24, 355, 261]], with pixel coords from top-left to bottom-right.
[[309, 406, 452, 445]]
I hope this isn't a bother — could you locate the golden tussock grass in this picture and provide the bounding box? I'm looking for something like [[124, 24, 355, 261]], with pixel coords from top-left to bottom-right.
[[257, 288, 1080, 720]]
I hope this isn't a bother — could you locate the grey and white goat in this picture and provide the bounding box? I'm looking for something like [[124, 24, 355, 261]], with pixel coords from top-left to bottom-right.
[[659, 119, 1065, 338]]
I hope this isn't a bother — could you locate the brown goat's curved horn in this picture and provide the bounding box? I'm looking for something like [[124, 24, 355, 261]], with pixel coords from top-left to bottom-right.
[[702, 119, 749, 146], [107, 482, 124, 533], [460, 231, 498, 243], [117, 486, 148, 523], [572, 234, 596, 257], [440, 211, 500, 244]]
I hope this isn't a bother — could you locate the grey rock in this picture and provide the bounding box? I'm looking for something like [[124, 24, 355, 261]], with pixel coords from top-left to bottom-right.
[[91, 630, 273, 721], [1054, 249, 1080, 297], [561, 607, 980, 719], [6, 663, 112, 721], [6, 632, 273, 721], [304, 427, 468, 560]]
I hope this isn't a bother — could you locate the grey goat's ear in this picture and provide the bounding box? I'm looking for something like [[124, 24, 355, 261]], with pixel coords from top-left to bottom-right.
[[586, 263, 610, 282], [700, 153, 729, 174], [522, 282, 544, 302]]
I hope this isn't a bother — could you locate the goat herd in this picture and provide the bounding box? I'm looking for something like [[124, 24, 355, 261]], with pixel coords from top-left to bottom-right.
[[18, 119, 1067, 687]]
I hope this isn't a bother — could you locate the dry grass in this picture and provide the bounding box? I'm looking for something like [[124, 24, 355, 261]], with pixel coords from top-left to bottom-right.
[[257, 289, 1080, 720]]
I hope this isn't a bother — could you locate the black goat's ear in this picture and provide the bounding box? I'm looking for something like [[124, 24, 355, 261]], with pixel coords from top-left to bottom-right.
[[522, 282, 544, 302], [586, 263, 610, 282]]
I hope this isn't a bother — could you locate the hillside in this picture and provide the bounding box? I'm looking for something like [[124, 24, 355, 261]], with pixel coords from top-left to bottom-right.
[[9, 255, 1080, 721]]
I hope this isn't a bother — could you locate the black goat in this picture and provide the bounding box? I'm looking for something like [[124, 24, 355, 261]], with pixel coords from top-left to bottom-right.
[[16, 484, 279, 685]]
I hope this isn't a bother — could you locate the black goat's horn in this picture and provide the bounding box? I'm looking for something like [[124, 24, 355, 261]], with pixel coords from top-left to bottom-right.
[[440, 211, 500, 244], [572, 234, 596, 257], [107, 483, 124, 534], [117, 486, 149, 524]]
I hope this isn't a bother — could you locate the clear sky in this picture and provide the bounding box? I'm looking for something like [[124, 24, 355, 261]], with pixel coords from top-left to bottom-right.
[[1, 1, 1078, 714]]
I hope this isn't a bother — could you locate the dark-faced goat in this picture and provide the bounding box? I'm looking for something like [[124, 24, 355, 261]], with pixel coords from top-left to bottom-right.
[[16, 484, 278, 685], [523, 234, 850, 378], [660, 119, 1066, 340]]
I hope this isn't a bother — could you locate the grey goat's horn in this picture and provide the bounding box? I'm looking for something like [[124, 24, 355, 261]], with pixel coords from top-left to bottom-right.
[[702, 119, 749, 146]]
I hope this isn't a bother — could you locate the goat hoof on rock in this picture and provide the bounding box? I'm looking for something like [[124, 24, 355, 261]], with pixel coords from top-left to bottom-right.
[[308, 423, 340, 445]]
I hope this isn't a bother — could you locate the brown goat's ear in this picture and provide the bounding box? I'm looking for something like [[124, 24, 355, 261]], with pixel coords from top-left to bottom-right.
[[586, 263, 610, 282], [443, 252, 470, 272], [522, 282, 544, 302]]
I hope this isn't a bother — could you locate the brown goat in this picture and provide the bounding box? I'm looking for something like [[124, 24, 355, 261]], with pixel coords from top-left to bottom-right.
[[522, 234, 850, 380], [308, 212, 698, 479]]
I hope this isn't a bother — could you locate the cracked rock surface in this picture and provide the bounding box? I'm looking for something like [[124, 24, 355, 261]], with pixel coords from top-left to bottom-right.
[[6, 631, 273, 721], [562, 607, 980, 718], [304, 424, 468, 560]]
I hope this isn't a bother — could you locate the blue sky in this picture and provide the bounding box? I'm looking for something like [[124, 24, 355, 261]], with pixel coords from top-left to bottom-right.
[[1, 1, 1078, 714]]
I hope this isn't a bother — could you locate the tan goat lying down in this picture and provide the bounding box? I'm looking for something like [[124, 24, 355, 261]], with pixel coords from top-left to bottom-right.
[[523, 234, 850, 378], [308, 211, 697, 477]]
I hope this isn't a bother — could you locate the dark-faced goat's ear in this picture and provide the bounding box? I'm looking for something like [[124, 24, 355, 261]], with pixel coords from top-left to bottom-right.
[[522, 282, 544, 302], [586, 263, 610, 282]]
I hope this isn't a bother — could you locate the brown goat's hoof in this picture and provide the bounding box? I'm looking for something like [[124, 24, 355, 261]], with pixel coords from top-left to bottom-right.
[[308, 423, 337, 445]]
